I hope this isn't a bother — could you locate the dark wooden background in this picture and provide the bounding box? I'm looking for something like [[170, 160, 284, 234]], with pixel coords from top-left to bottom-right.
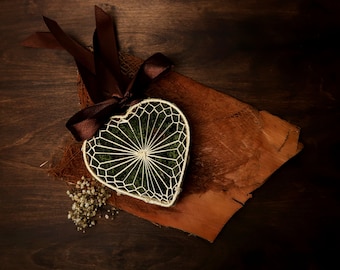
[[1, 0, 339, 269]]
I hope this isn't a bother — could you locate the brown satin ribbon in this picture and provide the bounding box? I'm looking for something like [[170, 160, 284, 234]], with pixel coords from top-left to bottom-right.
[[22, 6, 173, 141]]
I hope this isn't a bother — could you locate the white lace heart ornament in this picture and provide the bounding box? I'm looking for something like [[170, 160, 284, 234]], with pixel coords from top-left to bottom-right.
[[82, 98, 190, 207]]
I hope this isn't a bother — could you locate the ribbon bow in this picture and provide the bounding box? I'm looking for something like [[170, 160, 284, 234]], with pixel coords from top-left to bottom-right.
[[22, 6, 173, 141]]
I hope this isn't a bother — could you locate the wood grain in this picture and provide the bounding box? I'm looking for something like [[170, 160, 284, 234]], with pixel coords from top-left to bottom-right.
[[1, 0, 339, 269]]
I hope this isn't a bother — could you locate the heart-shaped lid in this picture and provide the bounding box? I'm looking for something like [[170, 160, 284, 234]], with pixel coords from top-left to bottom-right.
[[82, 98, 190, 207]]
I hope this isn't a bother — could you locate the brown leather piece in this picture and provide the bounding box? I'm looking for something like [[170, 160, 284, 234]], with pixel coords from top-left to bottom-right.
[[108, 71, 302, 242]]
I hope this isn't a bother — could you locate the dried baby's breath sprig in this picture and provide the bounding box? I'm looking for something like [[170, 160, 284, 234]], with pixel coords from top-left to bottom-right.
[[66, 176, 117, 232]]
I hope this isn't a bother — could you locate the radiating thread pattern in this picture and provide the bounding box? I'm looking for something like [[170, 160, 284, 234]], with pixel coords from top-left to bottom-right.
[[83, 99, 190, 206]]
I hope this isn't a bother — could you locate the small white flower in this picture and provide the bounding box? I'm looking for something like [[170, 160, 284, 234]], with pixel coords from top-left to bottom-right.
[[67, 176, 116, 232]]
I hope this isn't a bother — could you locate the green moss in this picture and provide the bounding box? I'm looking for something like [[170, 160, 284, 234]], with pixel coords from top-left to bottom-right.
[[88, 102, 186, 199]]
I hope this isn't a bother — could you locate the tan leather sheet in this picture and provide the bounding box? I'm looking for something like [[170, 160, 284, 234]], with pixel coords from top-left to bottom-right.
[[106, 71, 302, 242]]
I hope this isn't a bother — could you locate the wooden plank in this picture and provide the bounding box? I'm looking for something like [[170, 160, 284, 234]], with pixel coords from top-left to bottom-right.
[[0, 0, 339, 268]]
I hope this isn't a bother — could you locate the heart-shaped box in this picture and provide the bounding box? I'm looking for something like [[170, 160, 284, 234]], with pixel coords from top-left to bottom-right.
[[82, 98, 190, 207]]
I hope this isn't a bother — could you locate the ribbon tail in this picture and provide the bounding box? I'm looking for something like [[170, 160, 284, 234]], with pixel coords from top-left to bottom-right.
[[21, 32, 64, 49], [126, 52, 173, 98], [43, 16, 96, 75], [41, 16, 105, 102], [94, 6, 125, 87], [93, 30, 123, 101], [92, 6, 132, 101]]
